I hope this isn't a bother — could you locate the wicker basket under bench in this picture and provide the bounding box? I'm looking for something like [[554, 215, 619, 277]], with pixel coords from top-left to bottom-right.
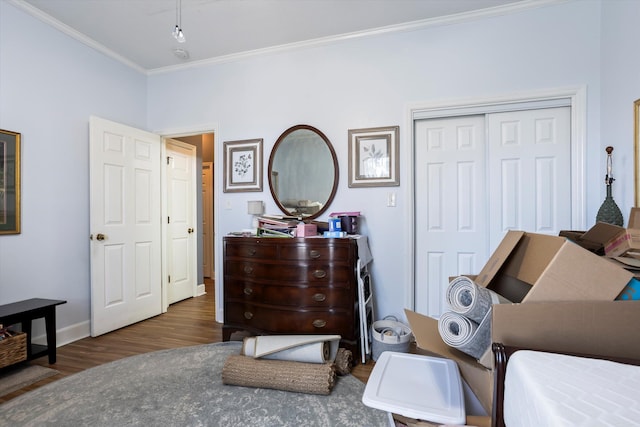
[[0, 332, 27, 369]]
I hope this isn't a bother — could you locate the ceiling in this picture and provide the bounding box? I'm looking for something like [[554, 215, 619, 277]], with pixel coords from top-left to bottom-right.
[[12, 0, 531, 73]]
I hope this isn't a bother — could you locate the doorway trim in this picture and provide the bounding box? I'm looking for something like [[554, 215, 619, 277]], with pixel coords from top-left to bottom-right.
[[405, 86, 587, 311], [154, 123, 220, 314]]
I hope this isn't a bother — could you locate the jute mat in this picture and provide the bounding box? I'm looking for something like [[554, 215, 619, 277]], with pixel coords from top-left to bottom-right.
[[0, 364, 59, 397], [222, 355, 336, 395]]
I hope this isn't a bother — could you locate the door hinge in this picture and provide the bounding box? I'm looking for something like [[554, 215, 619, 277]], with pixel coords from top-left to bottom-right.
[[168, 275, 171, 283], [167, 216, 170, 224], [166, 156, 171, 165]]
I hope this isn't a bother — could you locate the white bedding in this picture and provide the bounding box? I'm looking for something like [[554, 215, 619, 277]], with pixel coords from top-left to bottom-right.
[[504, 350, 640, 426]]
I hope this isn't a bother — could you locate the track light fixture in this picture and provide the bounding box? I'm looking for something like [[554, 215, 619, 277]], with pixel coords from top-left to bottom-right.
[[172, 0, 186, 43]]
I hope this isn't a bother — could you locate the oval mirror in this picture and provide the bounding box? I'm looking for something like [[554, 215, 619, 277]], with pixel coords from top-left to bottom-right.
[[268, 125, 338, 220]]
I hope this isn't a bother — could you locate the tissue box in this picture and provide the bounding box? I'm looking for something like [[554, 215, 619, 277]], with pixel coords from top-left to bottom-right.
[[296, 223, 317, 237]]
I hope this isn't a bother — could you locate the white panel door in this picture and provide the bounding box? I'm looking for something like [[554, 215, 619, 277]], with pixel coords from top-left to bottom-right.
[[487, 107, 571, 251], [89, 116, 162, 336], [415, 115, 488, 316], [166, 139, 197, 304]]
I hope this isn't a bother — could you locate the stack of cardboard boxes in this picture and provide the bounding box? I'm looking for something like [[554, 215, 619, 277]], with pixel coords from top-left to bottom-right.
[[404, 211, 640, 426]]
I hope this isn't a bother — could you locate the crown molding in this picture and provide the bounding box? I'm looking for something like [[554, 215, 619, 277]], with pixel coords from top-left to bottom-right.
[[8, 0, 566, 76], [7, 0, 147, 75]]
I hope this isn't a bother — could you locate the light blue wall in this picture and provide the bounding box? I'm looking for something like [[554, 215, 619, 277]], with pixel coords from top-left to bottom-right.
[[600, 0, 640, 209], [0, 2, 147, 332], [1, 0, 639, 339], [146, 0, 616, 321]]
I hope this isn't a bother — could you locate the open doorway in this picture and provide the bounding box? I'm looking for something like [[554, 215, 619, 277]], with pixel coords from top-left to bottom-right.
[[172, 133, 215, 290]]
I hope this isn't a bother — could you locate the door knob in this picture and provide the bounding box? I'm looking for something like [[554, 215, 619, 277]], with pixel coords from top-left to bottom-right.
[[188, 228, 194, 234], [90, 233, 106, 241]]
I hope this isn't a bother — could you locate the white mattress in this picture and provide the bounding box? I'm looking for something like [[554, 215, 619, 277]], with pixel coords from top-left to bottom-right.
[[504, 350, 640, 426]]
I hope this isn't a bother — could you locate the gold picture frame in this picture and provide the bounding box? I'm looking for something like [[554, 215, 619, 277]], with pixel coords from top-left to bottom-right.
[[635, 99, 640, 206], [223, 138, 263, 193], [348, 125, 400, 187], [0, 129, 21, 234]]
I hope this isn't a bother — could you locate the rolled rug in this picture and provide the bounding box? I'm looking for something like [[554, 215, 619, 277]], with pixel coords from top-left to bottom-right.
[[334, 348, 353, 376], [437, 309, 492, 360], [222, 355, 336, 395], [446, 276, 510, 323], [241, 335, 341, 363]]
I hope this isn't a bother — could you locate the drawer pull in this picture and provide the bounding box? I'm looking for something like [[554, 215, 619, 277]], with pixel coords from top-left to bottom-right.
[[244, 311, 253, 320], [312, 319, 326, 328], [309, 249, 321, 259], [246, 248, 257, 256], [243, 287, 253, 296], [312, 269, 327, 279], [243, 265, 254, 274], [312, 293, 326, 302]]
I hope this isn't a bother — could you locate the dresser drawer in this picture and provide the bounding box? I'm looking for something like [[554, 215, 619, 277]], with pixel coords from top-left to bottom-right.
[[279, 244, 353, 261], [225, 261, 353, 284], [225, 280, 352, 308], [224, 242, 278, 259], [225, 302, 354, 337]]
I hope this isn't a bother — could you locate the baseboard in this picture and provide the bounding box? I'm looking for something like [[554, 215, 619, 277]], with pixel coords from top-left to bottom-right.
[[32, 320, 91, 348], [196, 283, 207, 297]]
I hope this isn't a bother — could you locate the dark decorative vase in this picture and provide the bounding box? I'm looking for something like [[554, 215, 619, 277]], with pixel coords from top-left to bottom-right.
[[596, 146, 624, 226]]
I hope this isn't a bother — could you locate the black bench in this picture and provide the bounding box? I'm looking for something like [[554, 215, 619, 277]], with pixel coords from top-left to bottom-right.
[[0, 298, 67, 364]]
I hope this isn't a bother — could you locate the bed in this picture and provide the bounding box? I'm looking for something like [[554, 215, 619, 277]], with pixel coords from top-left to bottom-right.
[[491, 342, 640, 427]]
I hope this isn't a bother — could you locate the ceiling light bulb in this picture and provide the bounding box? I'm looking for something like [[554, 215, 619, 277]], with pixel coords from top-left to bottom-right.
[[172, 25, 179, 39], [176, 28, 186, 43]]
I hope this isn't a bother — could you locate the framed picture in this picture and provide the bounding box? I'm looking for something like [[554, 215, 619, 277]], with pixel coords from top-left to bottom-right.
[[633, 99, 640, 207], [223, 138, 263, 193], [0, 129, 21, 234], [348, 126, 399, 187]]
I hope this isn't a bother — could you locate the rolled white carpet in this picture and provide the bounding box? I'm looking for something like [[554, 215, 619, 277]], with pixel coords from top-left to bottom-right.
[[437, 309, 492, 360], [446, 276, 510, 323], [241, 335, 341, 364]]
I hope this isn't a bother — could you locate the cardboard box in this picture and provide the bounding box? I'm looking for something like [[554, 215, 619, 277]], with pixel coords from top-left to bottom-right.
[[492, 300, 640, 359], [405, 230, 635, 416], [406, 309, 494, 416], [559, 222, 623, 255], [474, 230, 632, 303], [393, 414, 490, 427], [594, 208, 640, 258]]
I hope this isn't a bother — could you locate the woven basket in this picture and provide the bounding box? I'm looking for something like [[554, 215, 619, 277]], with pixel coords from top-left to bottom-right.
[[371, 316, 412, 361], [0, 332, 27, 369]]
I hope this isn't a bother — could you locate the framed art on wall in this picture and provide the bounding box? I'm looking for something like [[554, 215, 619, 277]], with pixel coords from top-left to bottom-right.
[[223, 138, 263, 193], [348, 126, 399, 187], [0, 129, 21, 234]]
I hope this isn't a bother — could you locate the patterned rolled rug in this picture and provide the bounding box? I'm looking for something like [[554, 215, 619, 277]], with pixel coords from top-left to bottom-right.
[[0, 342, 387, 426]]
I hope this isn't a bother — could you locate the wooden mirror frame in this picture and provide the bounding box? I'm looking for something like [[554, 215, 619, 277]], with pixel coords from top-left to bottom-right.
[[268, 124, 339, 220]]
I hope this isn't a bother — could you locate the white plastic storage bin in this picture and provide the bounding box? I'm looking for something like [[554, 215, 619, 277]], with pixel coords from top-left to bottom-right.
[[362, 351, 465, 425]]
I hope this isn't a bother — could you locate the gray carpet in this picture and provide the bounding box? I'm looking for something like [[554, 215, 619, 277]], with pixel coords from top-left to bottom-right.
[[0, 341, 387, 426]]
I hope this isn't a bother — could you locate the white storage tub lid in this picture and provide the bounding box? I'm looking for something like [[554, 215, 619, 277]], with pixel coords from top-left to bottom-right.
[[362, 351, 465, 425]]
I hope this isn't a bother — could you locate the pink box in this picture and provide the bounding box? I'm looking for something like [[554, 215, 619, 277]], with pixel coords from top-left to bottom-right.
[[296, 223, 317, 237]]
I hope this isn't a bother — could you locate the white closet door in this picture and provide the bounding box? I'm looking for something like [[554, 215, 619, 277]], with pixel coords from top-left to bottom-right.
[[415, 115, 488, 316], [487, 107, 572, 251], [414, 107, 572, 317]]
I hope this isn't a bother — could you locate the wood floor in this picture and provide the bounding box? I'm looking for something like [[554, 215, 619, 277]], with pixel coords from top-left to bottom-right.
[[1, 278, 374, 404]]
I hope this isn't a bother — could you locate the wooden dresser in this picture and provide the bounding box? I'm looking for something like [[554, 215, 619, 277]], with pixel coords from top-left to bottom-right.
[[222, 236, 361, 358]]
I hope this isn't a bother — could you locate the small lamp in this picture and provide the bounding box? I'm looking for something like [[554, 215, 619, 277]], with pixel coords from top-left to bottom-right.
[[247, 200, 265, 230]]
